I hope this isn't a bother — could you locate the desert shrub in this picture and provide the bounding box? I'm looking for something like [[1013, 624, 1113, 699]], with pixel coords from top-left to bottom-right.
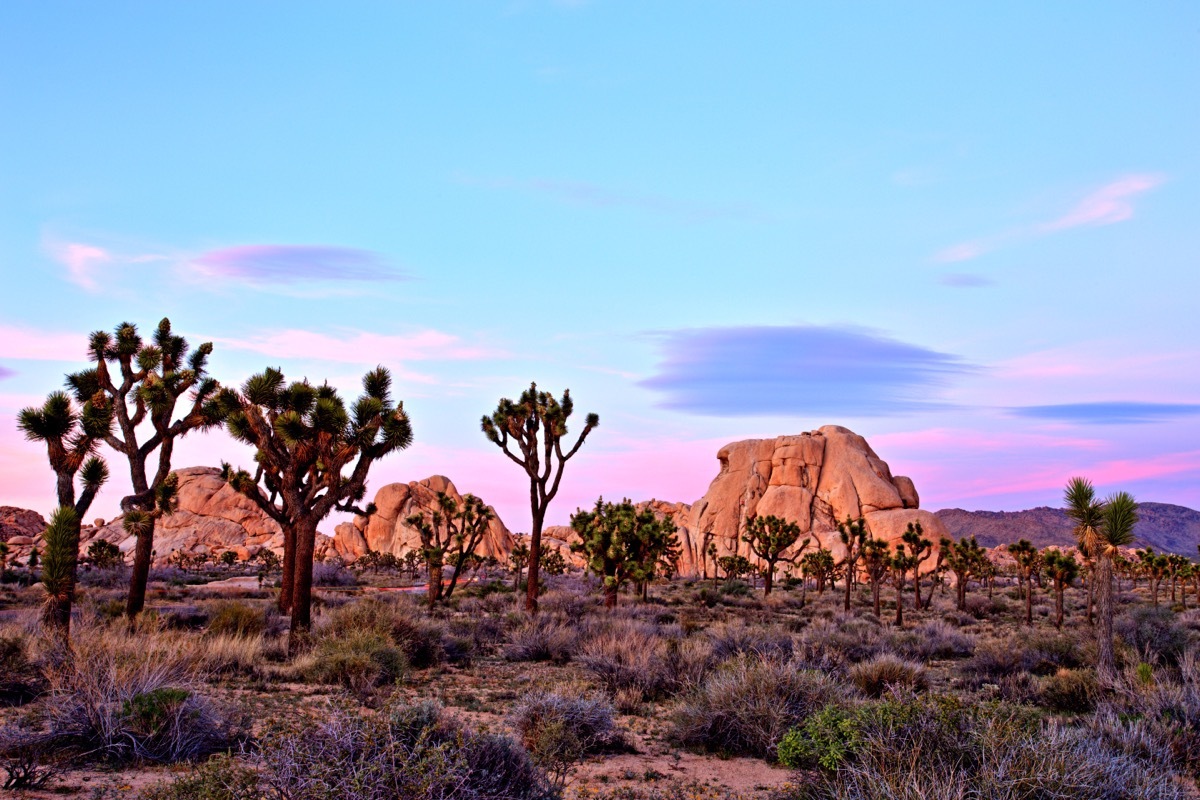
[[76, 564, 131, 588], [511, 690, 624, 786], [504, 615, 579, 664], [322, 597, 444, 668], [305, 630, 406, 699], [579, 621, 714, 701], [1094, 653, 1200, 777], [1040, 668, 1098, 713], [672, 657, 843, 759], [206, 601, 265, 638], [0, 633, 43, 705], [708, 621, 794, 662], [799, 615, 885, 665], [777, 696, 1184, 800], [719, 580, 751, 598], [849, 654, 927, 698], [1117, 606, 1192, 665], [139, 753, 260, 799], [966, 630, 1083, 683], [259, 699, 552, 800], [312, 561, 357, 587]]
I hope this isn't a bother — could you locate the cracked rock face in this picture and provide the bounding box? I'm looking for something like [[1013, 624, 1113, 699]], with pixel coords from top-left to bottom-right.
[[335, 475, 514, 563]]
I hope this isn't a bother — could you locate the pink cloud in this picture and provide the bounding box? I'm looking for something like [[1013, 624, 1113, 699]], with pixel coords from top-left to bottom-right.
[[1040, 174, 1165, 232], [934, 242, 987, 263], [190, 245, 405, 284]]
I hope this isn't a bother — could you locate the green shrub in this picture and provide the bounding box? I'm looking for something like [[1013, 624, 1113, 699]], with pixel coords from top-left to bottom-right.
[[305, 631, 406, 699], [1116, 607, 1192, 665]]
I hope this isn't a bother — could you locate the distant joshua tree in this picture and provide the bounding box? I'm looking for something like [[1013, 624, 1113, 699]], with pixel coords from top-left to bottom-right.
[[18, 384, 113, 638], [1042, 549, 1079, 629], [889, 542, 920, 628], [1007, 539, 1040, 626], [743, 515, 808, 596], [509, 541, 530, 590], [901, 523, 932, 611], [64, 319, 223, 620], [942, 535, 986, 612], [482, 383, 598, 614], [405, 492, 494, 607], [219, 366, 412, 652], [860, 537, 891, 617], [570, 498, 678, 608], [838, 517, 867, 610]]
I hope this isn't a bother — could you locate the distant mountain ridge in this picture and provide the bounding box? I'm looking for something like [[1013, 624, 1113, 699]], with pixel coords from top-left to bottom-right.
[[935, 502, 1200, 555]]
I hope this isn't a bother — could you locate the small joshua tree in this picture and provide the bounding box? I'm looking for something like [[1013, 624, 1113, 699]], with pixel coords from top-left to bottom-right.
[[838, 517, 867, 610], [1043, 549, 1079, 629], [510, 541, 530, 590], [943, 535, 986, 612], [570, 498, 678, 608], [890, 542, 919, 627], [717, 554, 753, 582], [405, 491, 494, 607], [482, 383, 598, 614], [18, 387, 112, 638], [742, 514, 807, 596], [861, 537, 891, 617], [219, 366, 412, 650], [65, 319, 222, 619], [1007, 539, 1040, 626], [901, 523, 932, 611]]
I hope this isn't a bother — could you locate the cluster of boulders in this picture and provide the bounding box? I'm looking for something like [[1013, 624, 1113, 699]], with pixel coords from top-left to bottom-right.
[[2, 426, 946, 575]]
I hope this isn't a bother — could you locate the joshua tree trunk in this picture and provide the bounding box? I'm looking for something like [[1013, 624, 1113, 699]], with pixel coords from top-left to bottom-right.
[[1024, 576, 1033, 626], [872, 580, 881, 617], [603, 579, 618, 609], [895, 575, 905, 627], [279, 527, 296, 613], [527, 505, 545, 614], [1086, 573, 1094, 625], [126, 522, 154, 618], [428, 563, 443, 609], [956, 576, 967, 611], [913, 571, 923, 611], [763, 565, 775, 596], [1054, 586, 1065, 629], [843, 566, 852, 611], [1096, 554, 1117, 681], [288, 518, 319, 653]]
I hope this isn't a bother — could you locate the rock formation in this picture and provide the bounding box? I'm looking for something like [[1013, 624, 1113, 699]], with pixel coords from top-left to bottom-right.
[[542, 426, 948, 578], [0, 506, 48, 562], [333, 475, 514, 563], [78, 467, 338, 565]]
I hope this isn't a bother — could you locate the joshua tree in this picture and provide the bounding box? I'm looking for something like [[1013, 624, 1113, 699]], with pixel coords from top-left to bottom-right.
[[1137, 548, 1169, 606], [802, 547, 837, 595], [890, 543, 919, 627], [405, 491, 494, 607], [17, 388, 113, 637], [509, 541, 530, 590], [65, 319, 222, 619], [742, 514, 808, 596], [717, 554, 753, 582], [901, 523, 932, 610], [1007, 539, 1040, 626], [1065, 476, 1103, 625], [482, 383, 598, 614], [943, 535, 985, 612], [705, 540, 719, 586], [1066, 479, 1137, 681], [539, 547, 569, 577], [220, 366, 412, 650], [570, 498, 677, 608], [1043, 549, 1079, 629], [838, 517, 867, 610], [861, 537, 891, 617]]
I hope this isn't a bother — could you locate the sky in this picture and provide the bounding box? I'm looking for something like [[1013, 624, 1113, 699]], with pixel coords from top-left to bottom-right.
[[1, 2, 1198, 532]]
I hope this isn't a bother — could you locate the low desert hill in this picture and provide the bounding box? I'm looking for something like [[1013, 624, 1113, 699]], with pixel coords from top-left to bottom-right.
[[935, 502, 1200, 555]]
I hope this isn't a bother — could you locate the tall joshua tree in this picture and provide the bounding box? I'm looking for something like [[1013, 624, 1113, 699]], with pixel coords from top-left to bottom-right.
[[943, 535, 985, 612], [220, 366, 412, 650], [1065, 476, 1103, 625], [890, 542, 919, 628], [1007, 539, 1040, 626], [743, 515, 808, 596], [482, 383, 598, 614], [861, 537, 891, 617], [18, 389, 113, 637], [66, 319, 222, 619], [1043, 549, 1079, 629], [901, 523, 932, 611]]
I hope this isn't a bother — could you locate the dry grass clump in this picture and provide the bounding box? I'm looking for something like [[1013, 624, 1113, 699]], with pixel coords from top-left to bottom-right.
[[0, 630, 44, 705], [888, 619, 975, 661], [849, 654, 928, 698], [964, 628, 1086, 684], [707, 620, 794, 662], [1116, 606, 1194, 665], [798, 615, 886, 666], [1, 620, 244, 765], [204, 600, 267, 638], [1039, 668, 1098, 713], [672, 657, 843, 759], [504, 614, 580, 664], [578, 619, 714, 704]]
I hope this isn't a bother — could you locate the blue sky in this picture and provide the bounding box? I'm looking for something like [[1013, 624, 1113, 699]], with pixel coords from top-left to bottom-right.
[[2, 2, 1198, 530]]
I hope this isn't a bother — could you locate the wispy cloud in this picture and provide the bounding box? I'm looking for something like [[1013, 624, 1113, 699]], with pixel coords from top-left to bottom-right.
[[933, 173, 1165, 263], [938, 273, 994, 288], [457, 173, 773, 223], [1010, 401, 1200, 425], [216, 327, 502, 366], [45, 240, 114, 290], [190, 245, 406, 284], [0, 365, 14, 380], [1039, 174, 1165, 232], [640, 325, 973, 417]]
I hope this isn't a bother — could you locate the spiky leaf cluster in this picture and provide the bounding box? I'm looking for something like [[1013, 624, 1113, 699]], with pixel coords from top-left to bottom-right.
[[570, 498, 679, 594]]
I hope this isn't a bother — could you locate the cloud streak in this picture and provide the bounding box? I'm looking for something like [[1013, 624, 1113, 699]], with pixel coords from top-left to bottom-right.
[[938, 273, 994, 288], [0, 365, 14, 380], [1010, 401, 1200, 425], [934, 173, 1164, 262], [640, 325, 972, 417], [190, 245, 406, 284], [216, 328, 501, 366]]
